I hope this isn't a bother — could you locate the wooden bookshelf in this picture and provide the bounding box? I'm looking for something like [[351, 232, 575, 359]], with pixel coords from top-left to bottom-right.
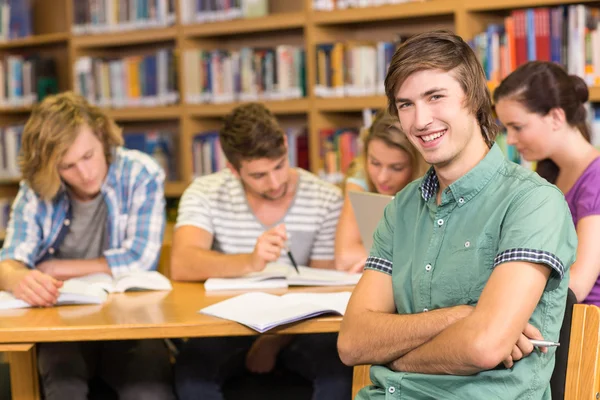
[[0, 32, 69, 49], [0, 231, 5, 241], [187, 99, 310, 117], [72, 26, 178, 48], [183, 12, 306, 37], [0, 0, 599, 204]]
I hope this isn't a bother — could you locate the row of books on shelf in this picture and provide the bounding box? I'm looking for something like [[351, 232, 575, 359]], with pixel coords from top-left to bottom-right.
[[123, 130, 178, 181], [471, 5, 600, 88], [0, 124, 21, 180], [180, 0, 268, 24], [315, 41, 398, 98], [0, 56, 58, 108], [0, 0, 31, 41], [74, 49, 178, 109], [313, 0, 424, 11], [72, 0, 176, 34], [183, 46, 306, 104], [191, 127, 309, 177]]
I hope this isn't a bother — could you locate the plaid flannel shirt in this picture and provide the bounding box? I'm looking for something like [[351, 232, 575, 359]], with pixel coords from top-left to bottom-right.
[[0, 147, 166, 275]]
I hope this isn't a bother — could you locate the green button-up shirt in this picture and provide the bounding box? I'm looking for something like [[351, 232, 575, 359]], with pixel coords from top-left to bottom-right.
[[360, 144, 577, 400]]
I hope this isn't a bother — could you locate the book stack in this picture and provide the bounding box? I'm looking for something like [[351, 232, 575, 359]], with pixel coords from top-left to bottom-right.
[[124, 130, 178, 181], [318, 127, 360, 184], [0, 0, 32, 41], [472, 5, 600, 89], [313, 0, 426, 12], [0, 124, 23, 179], [315, 41, 399, 98], [0, 56, 59, 108], [72, 0, 176, 34], [184, 45, 306, 104], [74, 49, 179, 108], [180, 0, 268, 24]]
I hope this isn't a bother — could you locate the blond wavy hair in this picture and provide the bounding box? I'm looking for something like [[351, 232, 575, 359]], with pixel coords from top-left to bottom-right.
[[345, 109, 425, 193], [19, 92, 124, 200]]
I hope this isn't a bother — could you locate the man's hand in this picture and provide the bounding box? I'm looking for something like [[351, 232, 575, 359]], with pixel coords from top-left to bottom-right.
[[36, 260, 58, 279], [249, 224, 287, 272], [11, 269, 63, 307], [245, 335, 291, 374], [502, 323, 547, 368]]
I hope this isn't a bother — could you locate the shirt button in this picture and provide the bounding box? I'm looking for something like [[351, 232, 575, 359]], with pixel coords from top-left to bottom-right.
[[458, 197, 465, 204], [465, 241, 471, 248], [48, 247, 55, 255], [64, 219, 71, 226], [423, 308, 429, 312], [388, 387, 396, 394], [425, 264, 432, 271], [437, 219, 444, 226]]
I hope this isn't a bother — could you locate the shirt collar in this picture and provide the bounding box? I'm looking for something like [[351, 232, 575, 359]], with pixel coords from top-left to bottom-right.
[[419, 144, 504, 205]]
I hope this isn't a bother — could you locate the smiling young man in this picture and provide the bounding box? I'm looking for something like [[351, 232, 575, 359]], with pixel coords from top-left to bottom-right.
[[338, 30, 577, 399], [171, 102, 350, 399], [0, 92, 174, 400]]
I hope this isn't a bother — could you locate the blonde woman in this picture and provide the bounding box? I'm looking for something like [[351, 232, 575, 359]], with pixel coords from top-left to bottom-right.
[[0, 92, 174, 399], [335, 109, 424, 272]]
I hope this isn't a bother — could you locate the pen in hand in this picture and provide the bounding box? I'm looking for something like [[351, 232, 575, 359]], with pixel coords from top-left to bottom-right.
[[286, 246, 300, 275], [530, 339, 560, 347]]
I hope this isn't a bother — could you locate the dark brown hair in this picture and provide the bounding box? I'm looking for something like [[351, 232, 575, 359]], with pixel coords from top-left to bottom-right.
[[20, 91, 123, 200], [384, 29, 498, 147], [493, 61, 590, 183], [219, 103, 286, 169]]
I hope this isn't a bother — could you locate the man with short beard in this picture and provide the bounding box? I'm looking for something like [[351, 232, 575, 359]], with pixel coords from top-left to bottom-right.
[[171, 103, 350, 399]]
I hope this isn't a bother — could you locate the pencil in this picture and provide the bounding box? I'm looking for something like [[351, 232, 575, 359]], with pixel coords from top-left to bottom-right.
[[287, 249, 300, 275]]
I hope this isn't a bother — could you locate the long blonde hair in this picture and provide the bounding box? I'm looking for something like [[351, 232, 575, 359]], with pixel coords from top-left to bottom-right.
[[19, 92, 124, 200], [346, 109, 423, 193]]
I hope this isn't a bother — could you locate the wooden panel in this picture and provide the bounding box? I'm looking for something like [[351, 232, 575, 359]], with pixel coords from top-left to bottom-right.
[[6, 347, 40, 400], [0, 33, 69, 50], [106, 106, 182, 121], [186, 99, 309, 116], [352, 365, 371, 399], [464, 0, 599, 11], [0, 344, 33, 352], [72, 27, 177, 48], [32, 0, 69, 34]]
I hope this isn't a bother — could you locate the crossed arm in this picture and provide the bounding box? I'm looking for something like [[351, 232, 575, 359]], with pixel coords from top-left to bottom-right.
[[338, 260, 550, 375]]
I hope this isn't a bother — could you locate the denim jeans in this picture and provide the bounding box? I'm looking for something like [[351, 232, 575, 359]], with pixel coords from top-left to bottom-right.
[[175, 333, 352, 400], [37, 339, 175, 400]]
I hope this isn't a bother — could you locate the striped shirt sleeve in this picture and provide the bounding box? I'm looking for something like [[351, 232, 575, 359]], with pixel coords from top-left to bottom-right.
[[104, 165, 166, 275], [0, 184, 42, 268], [175, 178, 214, 234], [309, 188, 343, 261]]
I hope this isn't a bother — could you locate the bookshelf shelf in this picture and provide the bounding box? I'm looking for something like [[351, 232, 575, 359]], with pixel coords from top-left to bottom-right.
[[464, 0, 597, 11], [105, 106, 182, 121], [0, 231, 5, 241], [312, 1, 456, 24], [315, 96, 387, 112], [165, 181, 188, 197], [183, 12, 306, 37], [187, 99, 310, 117], [0, 106, 34, 114], [0, 32, 70, 49], [72, 26, 177, 48], [0, 178, 20, 185]]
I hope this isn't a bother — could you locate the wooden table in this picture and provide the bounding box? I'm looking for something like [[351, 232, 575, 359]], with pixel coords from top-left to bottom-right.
[[0, 282, 351, 399]]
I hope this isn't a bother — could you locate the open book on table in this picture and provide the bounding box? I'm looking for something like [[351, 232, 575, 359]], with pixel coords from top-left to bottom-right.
[[199, 291, 352, 333], [71, 270, 173, 293], [0, 271, 172, 310], [204, 263, 361, 291], [0, 279, 109, 310]]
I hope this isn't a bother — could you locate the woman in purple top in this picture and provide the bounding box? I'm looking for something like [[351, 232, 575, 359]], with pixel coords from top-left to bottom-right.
[[494, 61, 600, 305]]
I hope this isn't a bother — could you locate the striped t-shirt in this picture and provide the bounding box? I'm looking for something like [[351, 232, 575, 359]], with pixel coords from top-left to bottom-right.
[[176, 168, 343, 265]]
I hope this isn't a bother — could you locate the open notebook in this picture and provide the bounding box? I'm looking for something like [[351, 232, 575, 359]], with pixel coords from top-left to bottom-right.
[[199, 291, 352, 333], [0, 279, 109, 309], [0, 270, 172, 310], [204, 263, 361, 291], [72, 270, 173, 293]]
